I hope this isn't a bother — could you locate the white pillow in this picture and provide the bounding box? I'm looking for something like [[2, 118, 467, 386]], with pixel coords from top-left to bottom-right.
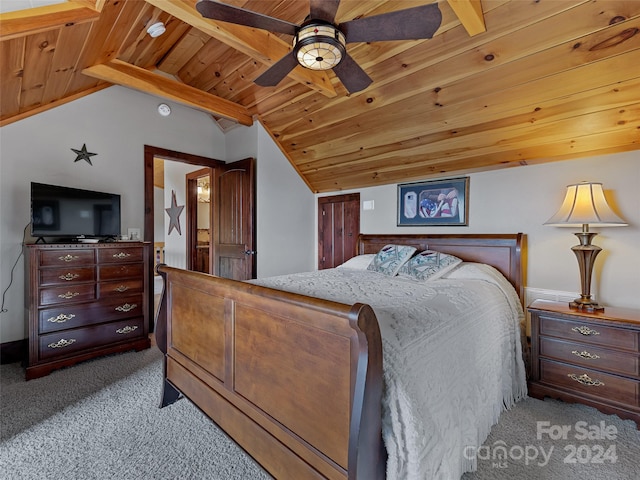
[[397, 250, 462, 281], [337, 254, 376, 270]]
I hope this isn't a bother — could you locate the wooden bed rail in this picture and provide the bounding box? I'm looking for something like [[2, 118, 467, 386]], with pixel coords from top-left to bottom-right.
[[155, 265, 385, 480]]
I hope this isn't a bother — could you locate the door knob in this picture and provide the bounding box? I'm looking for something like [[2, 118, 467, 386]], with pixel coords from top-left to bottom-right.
[[244, 250, 256, 255]]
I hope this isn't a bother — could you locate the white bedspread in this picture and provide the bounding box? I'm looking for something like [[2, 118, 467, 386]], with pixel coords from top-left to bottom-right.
[[251, 263, 527, 480]]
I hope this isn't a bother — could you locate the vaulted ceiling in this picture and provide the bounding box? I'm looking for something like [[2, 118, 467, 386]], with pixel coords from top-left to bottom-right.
[[1, 0, 639, 192]]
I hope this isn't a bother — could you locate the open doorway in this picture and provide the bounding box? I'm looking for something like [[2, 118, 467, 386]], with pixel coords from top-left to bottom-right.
[[144, 146, 223, 331], [144, 146, 256, 331], [186, 168, 212, 274]]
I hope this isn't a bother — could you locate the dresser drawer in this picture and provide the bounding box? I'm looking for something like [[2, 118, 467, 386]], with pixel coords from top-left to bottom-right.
[[38, 249, 94, 267], [99, 263, 144, 281], [38, 317, 145, 361], [39, 283, 96, 306], [39, 266, 95, 286], [540, 336, 639, 378], [540, 359, 639, 407], [539, 315, 638, 351], [39, 294, 144, 333], [98, 247, 144, 264], [99, 279, 144, 297]]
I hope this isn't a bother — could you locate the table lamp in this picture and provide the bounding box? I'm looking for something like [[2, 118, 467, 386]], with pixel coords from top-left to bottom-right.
[[544, 181, 627, 311]]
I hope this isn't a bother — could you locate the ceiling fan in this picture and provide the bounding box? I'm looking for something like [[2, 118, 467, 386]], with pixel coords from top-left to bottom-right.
[[195, 0, 442, 94]]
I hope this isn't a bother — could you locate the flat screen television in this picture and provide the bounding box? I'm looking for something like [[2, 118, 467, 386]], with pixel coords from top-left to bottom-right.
[[31, 182, 121, 240]]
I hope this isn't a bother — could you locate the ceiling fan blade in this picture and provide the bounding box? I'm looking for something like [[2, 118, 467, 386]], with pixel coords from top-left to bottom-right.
[[309, 0, 341, 23], [254, 51, 299, 87], [196, 0, 298, 36], [340, 3, 442, 43], [332, 54, 372, 94]]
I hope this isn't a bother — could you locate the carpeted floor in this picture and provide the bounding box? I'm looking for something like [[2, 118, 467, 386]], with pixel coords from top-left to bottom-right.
[[1, 347, 638, 479]]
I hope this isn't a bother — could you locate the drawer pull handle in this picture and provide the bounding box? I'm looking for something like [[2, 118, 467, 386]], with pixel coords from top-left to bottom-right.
[[571, 325, 600, 336], [114, 285, 129, 292], [47, 338, 76, 349], [116, 326, 138, 334], [58, 254, 79, 262], [47, 313, 76, 323], [568, 373, 604, 387], [113, 252, 131, 259], [58, 291, 80, 299], [115, 303, 137, 312], [571, 350, 600, 360], [59, 273, 80, 281]]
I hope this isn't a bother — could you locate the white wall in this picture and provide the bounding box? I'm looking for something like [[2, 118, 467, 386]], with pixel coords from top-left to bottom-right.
[[0, 86, 225, 343], [319, 152, 640, 309], [162, 162, 201, 269], [226, 123, 316, 277]]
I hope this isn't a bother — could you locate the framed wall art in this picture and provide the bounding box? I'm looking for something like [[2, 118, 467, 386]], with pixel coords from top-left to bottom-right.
[[397, 177, 469, 226]]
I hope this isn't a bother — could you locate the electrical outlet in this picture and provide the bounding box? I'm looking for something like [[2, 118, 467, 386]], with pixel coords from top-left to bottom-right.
[[127, 228, 141, 240]]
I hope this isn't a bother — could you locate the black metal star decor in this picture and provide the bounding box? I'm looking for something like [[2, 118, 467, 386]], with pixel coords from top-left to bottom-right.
[[165, 190, 185, 235], [71, 144, 97, 165]]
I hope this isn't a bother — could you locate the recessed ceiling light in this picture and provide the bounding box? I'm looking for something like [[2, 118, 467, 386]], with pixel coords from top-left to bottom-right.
[[147, 22, 166, 38]]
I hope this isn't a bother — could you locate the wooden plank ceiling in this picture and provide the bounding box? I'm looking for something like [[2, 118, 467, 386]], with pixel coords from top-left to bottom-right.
[[1, 0, 639, 192]]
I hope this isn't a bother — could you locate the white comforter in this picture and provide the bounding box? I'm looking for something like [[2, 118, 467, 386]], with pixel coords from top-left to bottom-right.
[[251, 263, 527, 480]]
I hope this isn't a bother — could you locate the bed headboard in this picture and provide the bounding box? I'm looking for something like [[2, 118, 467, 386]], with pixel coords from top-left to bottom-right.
[[358, 233, 526, 304]]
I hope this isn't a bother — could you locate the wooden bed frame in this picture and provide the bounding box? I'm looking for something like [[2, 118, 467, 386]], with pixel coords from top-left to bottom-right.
[[154, 233, 526, 480]]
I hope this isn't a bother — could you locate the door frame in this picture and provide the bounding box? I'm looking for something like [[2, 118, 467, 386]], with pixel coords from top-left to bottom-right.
[[144, 145, 225, 331]]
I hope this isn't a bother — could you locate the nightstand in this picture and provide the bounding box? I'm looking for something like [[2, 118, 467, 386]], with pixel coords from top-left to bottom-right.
[[528, 300, 640, 428]]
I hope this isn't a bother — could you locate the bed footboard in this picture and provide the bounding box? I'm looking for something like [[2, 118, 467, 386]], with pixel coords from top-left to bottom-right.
[[155, 265, 385, 480]]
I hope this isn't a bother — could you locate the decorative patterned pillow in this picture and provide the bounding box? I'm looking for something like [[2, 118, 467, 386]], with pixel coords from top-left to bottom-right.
[[366, 244, 417, 276], [398, 250, 463, 281], [336, 254, 376, 270]]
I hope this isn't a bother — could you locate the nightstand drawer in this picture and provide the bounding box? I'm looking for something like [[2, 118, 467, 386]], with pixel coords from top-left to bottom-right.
[[540, 359, 639, 407], [540, 315, 638, 351], [540, 336, 639, 377]]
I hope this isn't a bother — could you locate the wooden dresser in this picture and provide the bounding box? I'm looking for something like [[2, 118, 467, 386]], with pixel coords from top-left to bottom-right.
[[24, 242, 151, 379], [528, 300, 640, 428]]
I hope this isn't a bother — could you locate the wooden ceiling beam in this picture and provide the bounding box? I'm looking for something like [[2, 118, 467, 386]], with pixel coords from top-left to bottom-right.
[[82, 59, 253, 126], [0, 1, 100, 41], [447, 0, 486, 36], [145, 0, 337, 98]]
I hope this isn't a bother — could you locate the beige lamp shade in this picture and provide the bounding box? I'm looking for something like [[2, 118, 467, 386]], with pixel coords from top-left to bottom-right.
[[544, 182, 627, 227]]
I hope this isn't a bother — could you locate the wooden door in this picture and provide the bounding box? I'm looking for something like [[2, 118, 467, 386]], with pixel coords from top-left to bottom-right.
[[214, 158, 256, 280], [318, 193, 360, 269]]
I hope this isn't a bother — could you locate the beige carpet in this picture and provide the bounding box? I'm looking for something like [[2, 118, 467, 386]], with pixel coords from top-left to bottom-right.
[[1, 348, 638, 479]]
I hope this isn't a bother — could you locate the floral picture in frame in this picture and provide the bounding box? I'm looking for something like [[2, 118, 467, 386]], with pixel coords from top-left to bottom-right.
[[397, 177, 469, 226]]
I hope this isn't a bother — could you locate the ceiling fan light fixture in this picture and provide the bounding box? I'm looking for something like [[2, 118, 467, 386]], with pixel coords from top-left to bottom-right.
[[294, 22, 346, 70]]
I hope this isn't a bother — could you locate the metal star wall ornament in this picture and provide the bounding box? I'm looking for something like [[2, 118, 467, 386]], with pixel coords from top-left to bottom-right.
[[165, 190, 185, 235], [71, 144, 97, 165]]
